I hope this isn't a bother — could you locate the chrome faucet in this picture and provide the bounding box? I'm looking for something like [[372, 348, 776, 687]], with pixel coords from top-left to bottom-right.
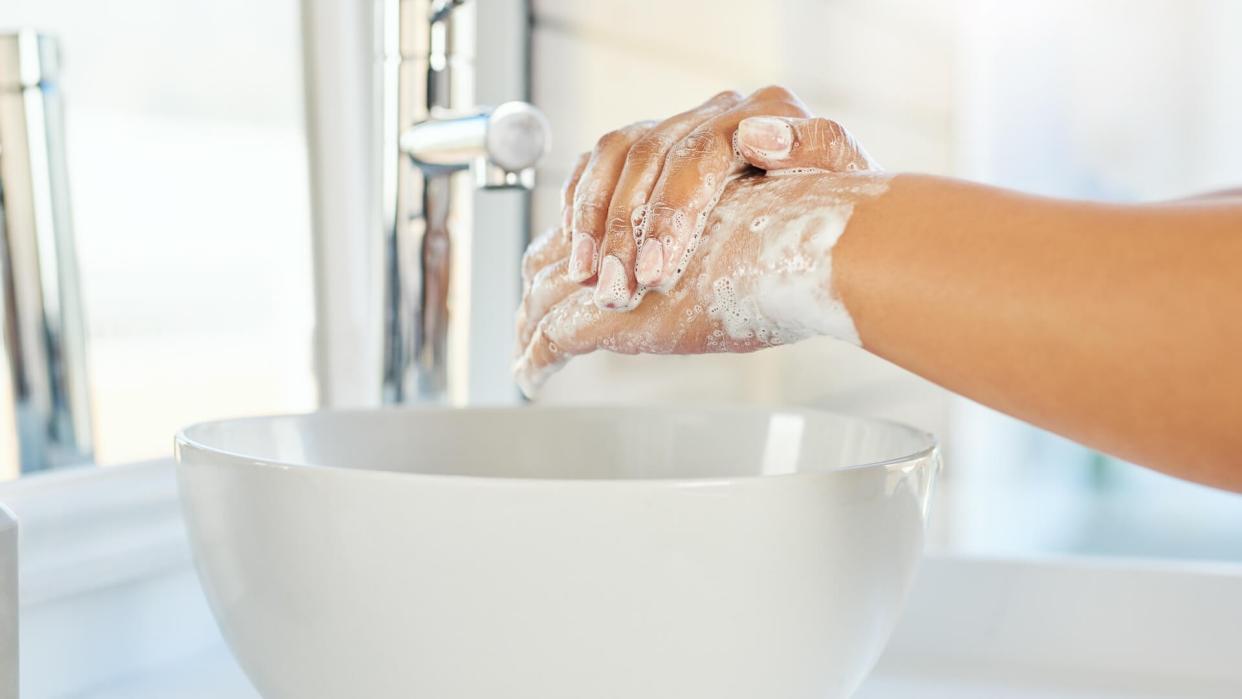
[[379, 0, 549, 403], [0, 31, 92, 474]]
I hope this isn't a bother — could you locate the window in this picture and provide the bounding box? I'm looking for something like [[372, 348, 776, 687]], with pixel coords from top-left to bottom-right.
[[6, 0, 315, 464]]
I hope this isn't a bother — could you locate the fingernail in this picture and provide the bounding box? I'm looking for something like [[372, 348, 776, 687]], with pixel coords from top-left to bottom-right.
[[738, 117, 792, 159], [635, 240, 664, 287], [594, 255, 631, 310], [567, 232, 597, 281]]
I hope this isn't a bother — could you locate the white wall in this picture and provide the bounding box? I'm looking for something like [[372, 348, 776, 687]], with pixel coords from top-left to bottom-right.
[[528, 0, 1242, 559], [528, 0, 960, 552], [528, 0, 958, 426], [948, 0, 1242, 558]]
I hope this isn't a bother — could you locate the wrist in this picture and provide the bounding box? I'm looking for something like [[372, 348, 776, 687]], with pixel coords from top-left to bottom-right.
[[755, 171, 890, 346], [830, 173, 935, 353], [700, 171, 891, 348]]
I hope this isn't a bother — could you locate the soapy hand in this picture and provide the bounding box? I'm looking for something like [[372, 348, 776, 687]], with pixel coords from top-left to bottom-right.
[[515, 91, 1242, 491], [514, 87, 884, 396], [561, 86, 878, 309], [514, 170, 889, 397]]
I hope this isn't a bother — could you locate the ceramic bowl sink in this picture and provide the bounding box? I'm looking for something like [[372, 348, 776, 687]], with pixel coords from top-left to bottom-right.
[[176, 406, 939, 699]]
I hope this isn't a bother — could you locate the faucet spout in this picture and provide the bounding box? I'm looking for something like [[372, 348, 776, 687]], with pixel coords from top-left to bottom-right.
[[379, 0, 547, 405]]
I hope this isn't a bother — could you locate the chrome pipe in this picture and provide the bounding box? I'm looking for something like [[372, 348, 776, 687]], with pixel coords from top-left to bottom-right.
[[380, 0, 548, 404], [0, 31, 92, 473], [379, 0, 441, 403]]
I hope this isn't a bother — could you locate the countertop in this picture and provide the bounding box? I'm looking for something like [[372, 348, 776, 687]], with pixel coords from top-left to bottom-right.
[[5, 462, 1238, 699], [76, 645, 1224, 699]]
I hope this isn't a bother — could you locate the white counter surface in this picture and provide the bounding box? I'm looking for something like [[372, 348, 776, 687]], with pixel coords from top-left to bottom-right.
[[74, 645, 1227, 699], [3, 462, 1240, 699]]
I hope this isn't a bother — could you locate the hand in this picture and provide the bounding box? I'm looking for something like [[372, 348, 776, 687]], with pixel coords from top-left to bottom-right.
[[514, 170, 890, 397], [561, 86, 879, 310]]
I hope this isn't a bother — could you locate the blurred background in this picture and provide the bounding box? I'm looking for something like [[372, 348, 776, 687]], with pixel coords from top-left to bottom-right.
[[3, 0, 1241, 560]]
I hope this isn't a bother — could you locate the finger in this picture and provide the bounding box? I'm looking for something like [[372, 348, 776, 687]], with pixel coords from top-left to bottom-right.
[[513, 323, 568, 399], [561, 151, 591, 232], [521, 152, 589, 294], [594, 90, 743, 310], [521, 226, 569, 294], [568, 121, 655, 283], [515, 150, 600, 360], [521, 227, 566, 293], [515, 258, 581, 351], [638, 86, 809, 291], [736, 116, 879, 172], [514, 288, 600, 397]]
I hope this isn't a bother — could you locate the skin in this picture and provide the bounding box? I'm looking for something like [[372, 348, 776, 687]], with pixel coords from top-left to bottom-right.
[[518, 88, 1242, 493], [838, 176, 1242, 491], [566, 87, 841, 304], [516, 172, 886, 391]]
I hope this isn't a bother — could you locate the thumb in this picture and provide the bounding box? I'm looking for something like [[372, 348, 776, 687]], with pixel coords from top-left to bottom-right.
[[736, 116, 879, 172]]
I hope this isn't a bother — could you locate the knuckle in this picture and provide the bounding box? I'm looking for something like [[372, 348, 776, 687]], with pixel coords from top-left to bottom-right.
[[626, 133, 673, 164], [671, 128, 723, 160], [573, 178, 609, 210], [573, 199, 609, 228], [521, 246, 547, 279], [646, 202, 678, 220], [594, 128, 633, 153], [751, 84, 794, 102], [605, 212, 633, 241], [802, 118, 850, 160], [530, 259, 556, 288], [643, 202, 683, 238], [811, 117, 845, 140], [537, 315, 569, 347], [520, 247, 538, 274], [520, 234, 542, 265], [710, 89, 743, 104], [535, 316, 555, 343], [574, 193, 608, 214]]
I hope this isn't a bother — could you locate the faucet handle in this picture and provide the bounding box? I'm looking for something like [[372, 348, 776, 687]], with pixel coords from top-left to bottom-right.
[[400, 101, 551, 190], [483, 102, 550, 174]]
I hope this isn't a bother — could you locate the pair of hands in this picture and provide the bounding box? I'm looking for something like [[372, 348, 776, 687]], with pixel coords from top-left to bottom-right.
[[514, 86, 881, 395]]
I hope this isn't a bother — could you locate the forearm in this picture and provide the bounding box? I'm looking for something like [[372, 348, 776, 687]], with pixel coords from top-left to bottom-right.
[[834, 174, 1242, 490], [521, 85, 1242, 488]]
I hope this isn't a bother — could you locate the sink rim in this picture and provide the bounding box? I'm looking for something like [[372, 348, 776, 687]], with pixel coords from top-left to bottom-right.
[[174, 404, 939, 488]]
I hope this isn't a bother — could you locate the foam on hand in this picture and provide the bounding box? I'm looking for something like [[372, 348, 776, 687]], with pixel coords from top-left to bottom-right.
[[515, 171, 891, 397], [697, 172, 890, 349]]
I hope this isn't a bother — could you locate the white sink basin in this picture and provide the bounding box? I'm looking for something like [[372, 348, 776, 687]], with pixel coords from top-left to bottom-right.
[[175, 406, 939, 699]]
